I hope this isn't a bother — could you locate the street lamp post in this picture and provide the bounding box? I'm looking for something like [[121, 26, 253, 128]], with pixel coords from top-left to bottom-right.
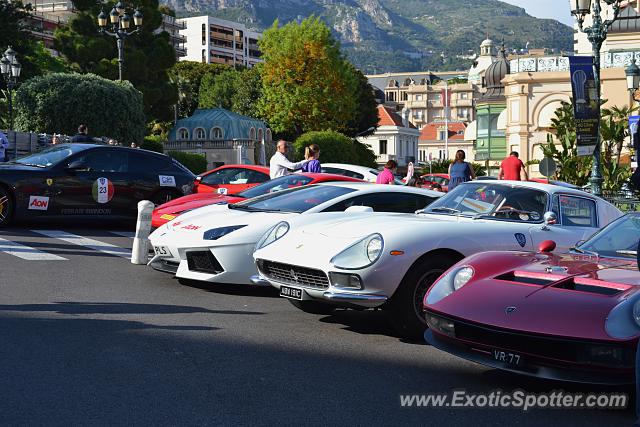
[[570, 0, 624, 196], [1, 46, 21, 160], [97, 2, 143, 81]]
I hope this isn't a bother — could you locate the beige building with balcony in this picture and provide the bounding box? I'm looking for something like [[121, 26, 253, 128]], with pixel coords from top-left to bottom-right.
[[179, 16, 262, 67], [404, 81, 477, 129]]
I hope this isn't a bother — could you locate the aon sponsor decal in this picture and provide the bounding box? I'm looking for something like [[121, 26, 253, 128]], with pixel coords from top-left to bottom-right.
[[28, 196, 50, 211]]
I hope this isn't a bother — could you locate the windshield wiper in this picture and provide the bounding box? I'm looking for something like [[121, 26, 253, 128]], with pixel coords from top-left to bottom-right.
[[15, 162, 47, 168], [425, 207, 461, 215], [616, 249, 637, 256], [571, 246, 599, 257], [228, 204, 284, 213]]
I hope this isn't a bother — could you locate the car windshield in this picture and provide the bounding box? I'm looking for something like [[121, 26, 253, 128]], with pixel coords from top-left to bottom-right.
[[236, 175, 314, 198], [231, 184, 355, 213], [11, 144, 88, 168], [422, 182, 548, 223], [576, 214, 640, 259]]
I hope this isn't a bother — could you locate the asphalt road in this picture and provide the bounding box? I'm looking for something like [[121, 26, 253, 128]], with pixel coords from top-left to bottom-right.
[[0, 224, 635, 426]]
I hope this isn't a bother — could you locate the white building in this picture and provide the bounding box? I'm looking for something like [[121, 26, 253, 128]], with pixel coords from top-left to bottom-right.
[[179, 16, 262, 67], [359, 105, 420, 167]]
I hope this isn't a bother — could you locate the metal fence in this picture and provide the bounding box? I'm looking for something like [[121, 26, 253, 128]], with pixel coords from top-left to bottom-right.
[[600, 190, 640, 212]]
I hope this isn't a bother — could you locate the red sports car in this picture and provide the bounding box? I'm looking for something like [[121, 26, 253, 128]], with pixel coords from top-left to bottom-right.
[[423, 212, 640, 385], [151, 173, 363, 228], [193, 164, 270, 194], [420, 173, 450, 192]]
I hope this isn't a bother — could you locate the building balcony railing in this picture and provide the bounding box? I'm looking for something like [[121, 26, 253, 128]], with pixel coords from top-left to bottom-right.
[[166, 139, 256, 150], [509, 51, 640, 74]]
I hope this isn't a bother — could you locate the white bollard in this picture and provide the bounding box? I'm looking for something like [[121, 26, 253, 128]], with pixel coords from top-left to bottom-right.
[[131, 200, 155, 265]]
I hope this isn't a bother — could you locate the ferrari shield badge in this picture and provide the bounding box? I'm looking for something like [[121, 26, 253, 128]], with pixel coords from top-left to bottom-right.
[[514, 233, 527, 248], [46, 178, 53, 186]]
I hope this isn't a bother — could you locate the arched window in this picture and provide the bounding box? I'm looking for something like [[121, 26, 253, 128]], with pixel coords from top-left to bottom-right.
[[388, 79, 397, 88], [249, 127, 256, 140], [194, 127, 206, 140], [177, 128, 189, 140], [404, 78, 413, 86], [210, 127, 224, 140], [257, 128, 264, 142], [266, 129, 272, 143]]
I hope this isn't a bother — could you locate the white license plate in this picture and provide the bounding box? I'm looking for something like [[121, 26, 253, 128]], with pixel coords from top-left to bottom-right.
[[280, 285, 302, 300], [153, 245, 172, 257], [492, 349, 522, 366]]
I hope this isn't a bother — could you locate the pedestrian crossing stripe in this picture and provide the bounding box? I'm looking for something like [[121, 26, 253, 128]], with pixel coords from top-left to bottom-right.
[[0, 230, 135, 261], [32, 230, 132, 258], [0, 237, 67, 261]]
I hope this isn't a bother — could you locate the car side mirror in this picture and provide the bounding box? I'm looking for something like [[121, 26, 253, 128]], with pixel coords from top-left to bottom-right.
[[538, 240, 556, 253], [65, 160, 87, 172], [543, 211, 557, 226]]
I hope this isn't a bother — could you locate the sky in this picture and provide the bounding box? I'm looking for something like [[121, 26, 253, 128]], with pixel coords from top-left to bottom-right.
[[501, 0, 573, 26]]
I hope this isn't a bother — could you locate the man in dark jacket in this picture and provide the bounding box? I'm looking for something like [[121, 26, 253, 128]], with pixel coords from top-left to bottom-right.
[[70, 124, 94, 143]]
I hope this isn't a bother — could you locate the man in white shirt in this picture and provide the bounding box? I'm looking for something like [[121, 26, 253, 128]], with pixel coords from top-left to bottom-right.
[[269, 139, 308, 178], [0, 131, 9, 162]]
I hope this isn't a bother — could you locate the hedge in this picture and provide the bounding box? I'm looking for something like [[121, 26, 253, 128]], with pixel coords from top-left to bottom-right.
[[14, 73, 146, 143], [293, 130, 377, 168], [141, 136, 164, 153], [167, 151, 208, 175]]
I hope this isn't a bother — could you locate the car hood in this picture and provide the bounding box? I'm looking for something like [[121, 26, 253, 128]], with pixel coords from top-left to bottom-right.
[[429, 252, 640, 341], [0, 163, 47, 172]]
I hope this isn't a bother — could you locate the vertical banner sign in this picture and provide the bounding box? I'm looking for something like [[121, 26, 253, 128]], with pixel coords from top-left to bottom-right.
[[569, 56, 599, 156], [629, 115, 640, 168]]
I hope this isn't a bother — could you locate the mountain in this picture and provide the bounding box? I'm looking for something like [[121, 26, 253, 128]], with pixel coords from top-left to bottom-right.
[[162, 0, 573, 73]]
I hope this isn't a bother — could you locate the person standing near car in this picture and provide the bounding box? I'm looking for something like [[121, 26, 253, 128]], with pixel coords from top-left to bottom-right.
[[269, 140, 309, 178], [376, 160, 397, 185], [0, 130, 9, 162], [448, 150, 475, 191], [499, 151, 529, 181], [70, 124, 94, 143], [302, 144, 321, 173]]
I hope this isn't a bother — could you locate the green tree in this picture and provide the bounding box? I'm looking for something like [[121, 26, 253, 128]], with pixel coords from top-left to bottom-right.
[[199, 68, 240, 110], [293, 130, 376, 166], [169, 61, 230, 118], [258, 17, 358, 139], [343, 61, 378, 138], [54, 0, 177, 122], [232, 65, 263, 119], [14, 73, 146, 143]]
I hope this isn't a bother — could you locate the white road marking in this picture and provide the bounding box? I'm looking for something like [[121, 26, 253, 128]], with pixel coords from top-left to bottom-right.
[[33, 230, 132, 258], [0, 237, 67, 261], [109, 231, 135, 238]]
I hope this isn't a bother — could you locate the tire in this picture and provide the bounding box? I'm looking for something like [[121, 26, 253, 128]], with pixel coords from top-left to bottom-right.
[[151, 189, 179, 206], [288, 299, 336, 315], [386, 254, 454, 340], [0, 186, 14, 227]]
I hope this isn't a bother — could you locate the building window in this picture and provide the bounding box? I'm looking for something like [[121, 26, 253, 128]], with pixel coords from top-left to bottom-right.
[[387, 92, 396, 102], [202, 49, 206, 63], [460, 92, 469, 100], [257, 128, 264, 142], [266, 129, 272, 143], [401, 92, 408, 101], [249, 127, 256, 140], [415, 94, 423, 101], [178, 128, 189, 140], [413, 110, 423, 119], [379, 140, 388, 155], [202, 23, 206, 45], [438, 149, 447, 159], [194, 127, 206, 140], [438, 130, 447, 141], [210, 127, 224, 140]]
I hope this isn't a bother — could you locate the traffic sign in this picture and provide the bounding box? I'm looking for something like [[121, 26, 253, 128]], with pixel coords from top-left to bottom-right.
[[539, 157, 557, 178]]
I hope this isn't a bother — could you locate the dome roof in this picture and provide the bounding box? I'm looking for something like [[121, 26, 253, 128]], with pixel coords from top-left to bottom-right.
[[481, 45, 510, 101], [480, 38, 493, 47]]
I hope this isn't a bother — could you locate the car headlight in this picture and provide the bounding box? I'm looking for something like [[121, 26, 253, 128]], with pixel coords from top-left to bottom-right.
[[203, 225, 247, 241], [425, 266, 474, 305], [605, 296, 640, 339], [331, 234, 384, 270], [255, 221, 290, 250]]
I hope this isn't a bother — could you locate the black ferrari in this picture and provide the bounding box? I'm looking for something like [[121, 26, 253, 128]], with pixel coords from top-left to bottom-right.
[[0, 144, 195, 226]]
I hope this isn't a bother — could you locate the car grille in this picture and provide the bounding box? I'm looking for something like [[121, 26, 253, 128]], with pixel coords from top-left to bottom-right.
[[448, 316, 634, 369], [186, 251, 224, 275], [257, 260, 329, 289]]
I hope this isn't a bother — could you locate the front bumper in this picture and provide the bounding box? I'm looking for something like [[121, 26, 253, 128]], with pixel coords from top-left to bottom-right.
[[424, 313, 635, 385], [175, 243, 259, 285]]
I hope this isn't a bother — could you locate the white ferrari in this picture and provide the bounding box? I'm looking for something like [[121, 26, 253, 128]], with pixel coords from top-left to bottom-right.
[[253, 181, 623, 339], [148, 182, 442, 285]]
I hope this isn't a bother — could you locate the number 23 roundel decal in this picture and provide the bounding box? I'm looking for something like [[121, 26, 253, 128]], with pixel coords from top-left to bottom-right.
[[92, 177, 115, 204]]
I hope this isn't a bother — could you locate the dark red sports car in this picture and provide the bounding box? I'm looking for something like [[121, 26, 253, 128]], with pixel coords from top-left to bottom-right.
[[423, 212, 640, 385], [151, 173, 363, 228], [193, 164, 270, 194]]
